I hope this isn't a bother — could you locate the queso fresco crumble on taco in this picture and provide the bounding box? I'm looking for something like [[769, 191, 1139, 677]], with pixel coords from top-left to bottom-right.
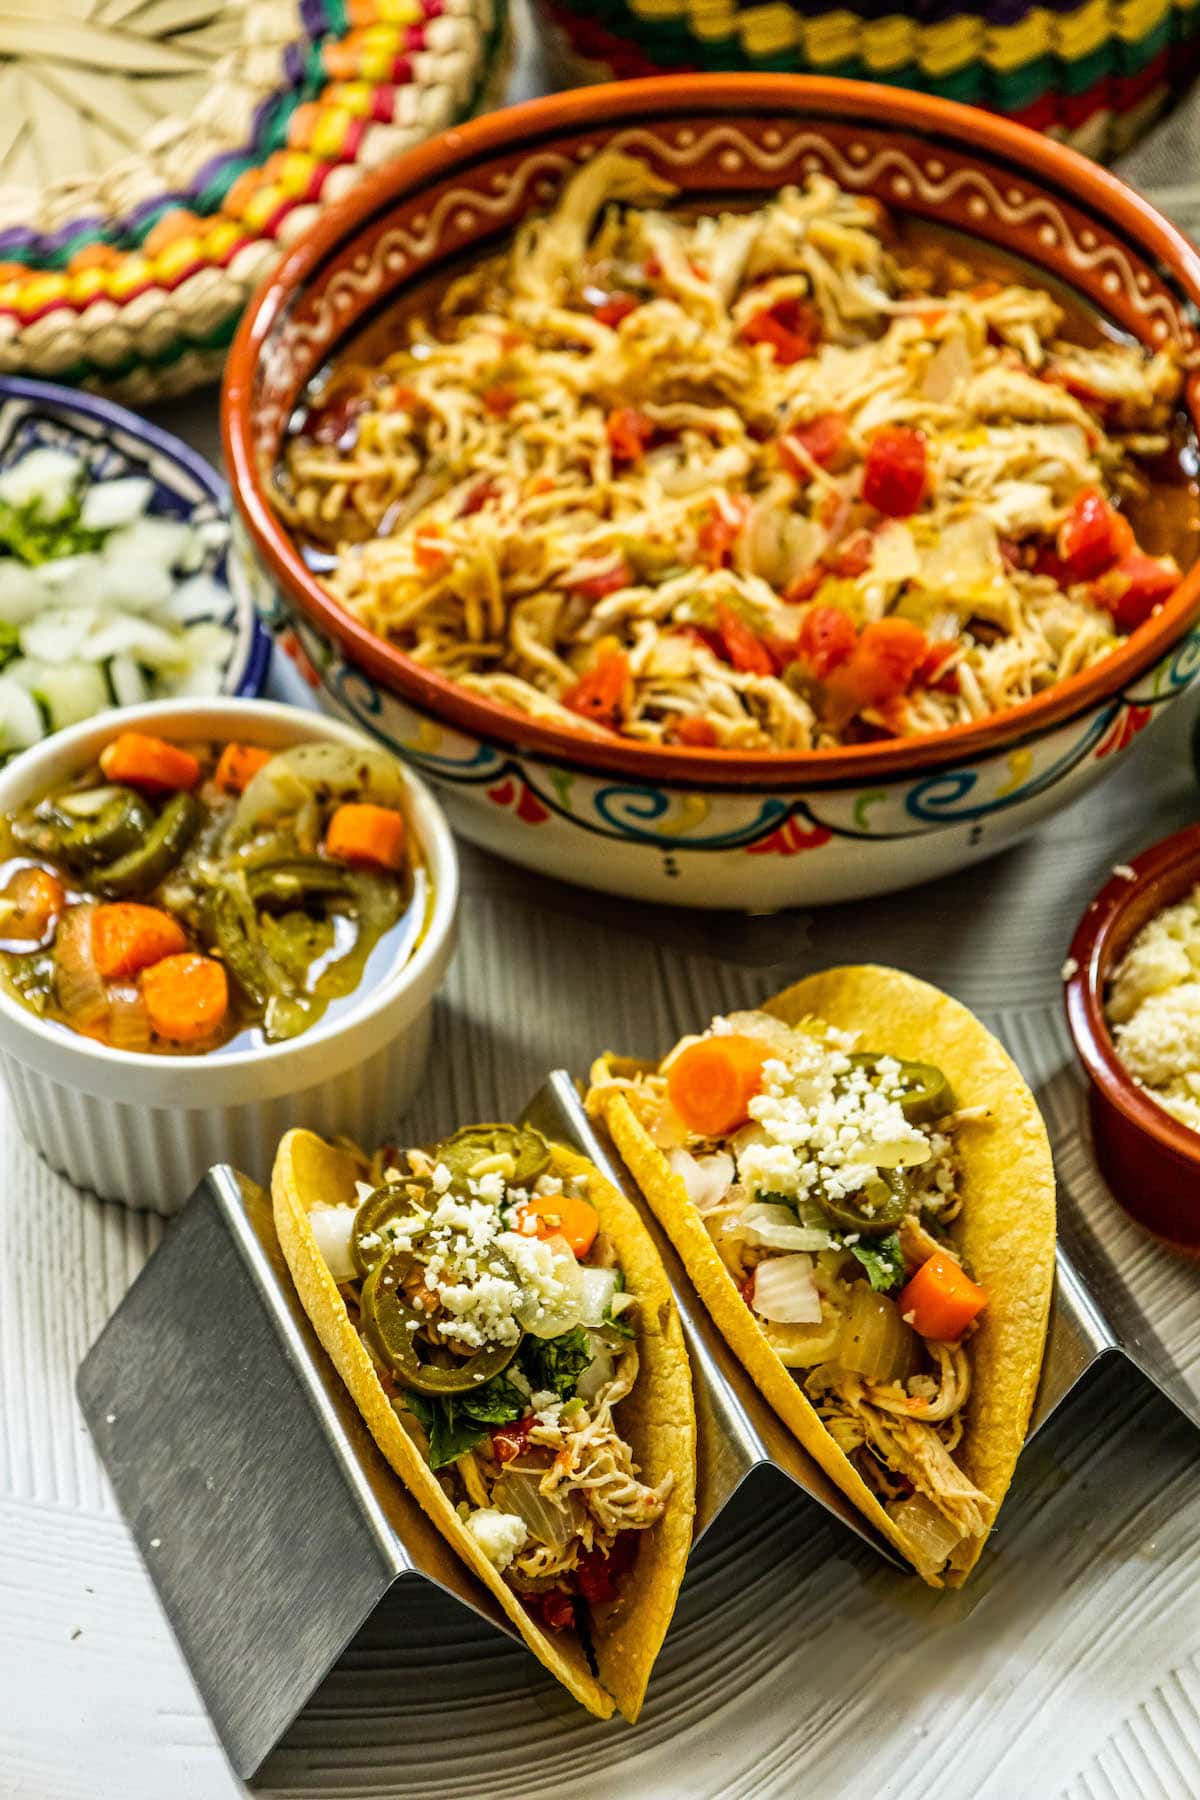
[[272, 1121, 695, 1720], [587, 965, 1055, 1586]]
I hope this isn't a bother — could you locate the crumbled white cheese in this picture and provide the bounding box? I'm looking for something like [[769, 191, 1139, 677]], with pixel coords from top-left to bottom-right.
[[1061, 957, 1079, 981], [464, 1507, 527, 1571], [1106, 884, 1200, 1132], [431, 1161, 452, 1193], [738, 1036, 931, 1205]]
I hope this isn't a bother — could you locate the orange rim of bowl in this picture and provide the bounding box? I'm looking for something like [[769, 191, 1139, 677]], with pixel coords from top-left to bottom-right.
[[223, 73, 1200, 791], [1064, 823, 1200, 1168]]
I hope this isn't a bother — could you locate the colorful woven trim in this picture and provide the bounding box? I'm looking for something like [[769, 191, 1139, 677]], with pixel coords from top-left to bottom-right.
[[541, 0, 1199, 153], [0, 0, 506, 400]]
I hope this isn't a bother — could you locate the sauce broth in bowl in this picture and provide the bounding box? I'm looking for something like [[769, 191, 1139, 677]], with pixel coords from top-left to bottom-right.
[[0, 729, 426, 1056]]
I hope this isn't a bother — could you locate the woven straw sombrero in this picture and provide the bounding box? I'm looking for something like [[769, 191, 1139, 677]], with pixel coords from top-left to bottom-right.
[[540, 0, 1197, 158], [0, 0, 506, 401]]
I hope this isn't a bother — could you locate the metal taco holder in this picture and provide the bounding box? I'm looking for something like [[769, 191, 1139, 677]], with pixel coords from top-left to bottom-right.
[[76, 1071, 1200, 1780]]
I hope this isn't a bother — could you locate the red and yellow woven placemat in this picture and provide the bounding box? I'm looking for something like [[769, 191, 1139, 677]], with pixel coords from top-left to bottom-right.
[[0, 0, 507, 400]]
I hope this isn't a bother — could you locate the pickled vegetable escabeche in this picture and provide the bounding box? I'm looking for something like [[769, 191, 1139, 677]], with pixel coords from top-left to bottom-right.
[[0, 731, 423, 1053]]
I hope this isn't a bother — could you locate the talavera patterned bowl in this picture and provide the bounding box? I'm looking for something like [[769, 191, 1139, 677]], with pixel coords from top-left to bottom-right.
[[224, 75, 1200, 911]]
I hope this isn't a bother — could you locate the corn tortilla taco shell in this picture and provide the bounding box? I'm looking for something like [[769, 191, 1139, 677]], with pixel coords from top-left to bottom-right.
[[590, 964, 1055, 1587], [272, 1126, 696, 1719]]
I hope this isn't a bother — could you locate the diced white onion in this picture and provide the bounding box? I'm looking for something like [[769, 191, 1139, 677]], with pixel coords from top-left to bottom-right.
[[162, 573, 231, 624], [668, 1146, 734, 1213], [887, 1493, 964, 1581], [576, 1345, 615, 1403], [734, 1201, 833, 1253], [309, 1203, 359, 1282], [20, 607, 95, 665], [0, 446, 80, 518], [0, 561, 48, 623], [750, 1253, 823, 1324], [109, 655, 149, 709], [576, 1264, 619, 1327], [512, 1233, 585, 1339], [492, 1470, 585, 1548], [80, 477, 153, 532], [37, 662, 110, 730], [0, 675, 43, 751]]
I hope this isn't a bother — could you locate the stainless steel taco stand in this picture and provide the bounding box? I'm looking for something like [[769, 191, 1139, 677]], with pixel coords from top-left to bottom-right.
[[76, 1073, 1200, 1779]]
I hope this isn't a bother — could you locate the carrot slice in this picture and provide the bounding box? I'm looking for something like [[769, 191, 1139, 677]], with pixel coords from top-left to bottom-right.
[[667, 1034, 771, 1138], [0, 866, 65, 941], [213, 743, 274, 795], [92, 903, 187, 981], [513, 1193, 600, 1259], [324, 802, 407, 871], [99, 732, 201, 793], [897, 1252, 987, 1341], [141, 952, 229, 1044]]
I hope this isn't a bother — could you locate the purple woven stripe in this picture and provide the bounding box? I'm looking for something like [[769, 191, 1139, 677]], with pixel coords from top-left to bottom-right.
[[300, 0, 327, 36], [0, 226, 40, 254], [283, 40, 305, 82]]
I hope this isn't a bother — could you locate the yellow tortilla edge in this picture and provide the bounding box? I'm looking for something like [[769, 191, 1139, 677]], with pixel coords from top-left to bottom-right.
[[271, 1127, 696, 1719], [590, 963, 1056, 1588]]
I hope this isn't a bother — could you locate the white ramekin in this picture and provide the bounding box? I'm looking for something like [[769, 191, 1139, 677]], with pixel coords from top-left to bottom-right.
[[0, 698, 459, 1211]]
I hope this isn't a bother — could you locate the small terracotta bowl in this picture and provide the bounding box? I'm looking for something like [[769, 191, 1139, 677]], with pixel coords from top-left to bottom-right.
[[1064, 825, 1200, 1250]]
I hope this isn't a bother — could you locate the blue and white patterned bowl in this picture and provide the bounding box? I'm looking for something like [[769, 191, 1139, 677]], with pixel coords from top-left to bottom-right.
[[0, 376, 271, 708]]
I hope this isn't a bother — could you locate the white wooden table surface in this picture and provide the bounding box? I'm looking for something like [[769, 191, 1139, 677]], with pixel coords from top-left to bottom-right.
[[5, 31, 1200, 1798]]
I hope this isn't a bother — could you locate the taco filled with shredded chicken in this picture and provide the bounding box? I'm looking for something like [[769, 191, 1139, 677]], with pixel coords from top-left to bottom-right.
[[586, 966, 1054, 1585], [272, 1122, 695, 1718]]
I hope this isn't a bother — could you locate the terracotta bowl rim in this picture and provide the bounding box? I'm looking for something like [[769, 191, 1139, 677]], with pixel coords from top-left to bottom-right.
[[223, 72, 1200, 792], [1063, 822, 1200, 1169]]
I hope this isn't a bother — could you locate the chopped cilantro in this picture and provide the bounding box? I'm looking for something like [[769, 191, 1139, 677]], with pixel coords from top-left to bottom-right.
[[404, 1372, 527, 1469], [0, 497, 102, 566], [520, 1325, 592, 1399], [848, 1231, 905, 1294]]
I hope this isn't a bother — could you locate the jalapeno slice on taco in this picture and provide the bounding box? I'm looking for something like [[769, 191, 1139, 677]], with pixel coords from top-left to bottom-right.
[[272, 1122, 696, 1719], [586, 966, 1055, 1587]]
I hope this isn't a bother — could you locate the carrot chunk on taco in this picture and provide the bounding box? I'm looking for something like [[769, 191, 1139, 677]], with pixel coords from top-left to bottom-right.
[[587, 966, 1055, 1587], [272, 1121, 696, 1718]]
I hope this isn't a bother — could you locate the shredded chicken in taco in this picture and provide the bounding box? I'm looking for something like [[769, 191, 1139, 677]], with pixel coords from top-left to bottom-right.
[[591, 1009, 995, 1579]]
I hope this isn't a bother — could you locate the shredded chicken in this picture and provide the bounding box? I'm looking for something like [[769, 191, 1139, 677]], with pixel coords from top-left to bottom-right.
[[277, 151, 1188, 751]]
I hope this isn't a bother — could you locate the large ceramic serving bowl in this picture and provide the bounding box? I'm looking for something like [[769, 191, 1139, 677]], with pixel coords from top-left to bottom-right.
[[224, 75, 1200, 911]]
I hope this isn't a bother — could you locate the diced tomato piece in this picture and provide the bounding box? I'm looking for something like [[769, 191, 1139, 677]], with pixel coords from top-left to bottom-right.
[[783, 567, 825, 604], [528, 1590, 575, 1632], [1090, 552, 1179, 632], [389, 384, 420, 411], [915, 639, 959, 687], [671, 716, 720, 747], [830, 617, 928, 710], [862, 426, 928, 518], [740, 297, 822, 365], [1057, 488, 1136, 582], [307, 387, 364, 444], [574, 556, 633, 601], [798, 604, 858, 680], [575, 1533, 639, 1606], [643, 254, 663, 280], [593, 291, 638, 328], [460, 479, 499, 516], [739, 1273, 756, 1307], [716, 602, 774, 675], [489, 1415, 535, 1465], [563, 648, 630, 727], [414, 523, 448, 573], [697, 496, 750, 569], [606, 408, 654, 465], [826, 531, 874, 579], [779, 412, 849, 477], [482, 386, 517, 416]]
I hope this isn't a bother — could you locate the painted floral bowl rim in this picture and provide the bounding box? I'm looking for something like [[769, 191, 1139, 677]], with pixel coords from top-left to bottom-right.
[[2, 374, 272, 702], [223, 72, 1200, 790]]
